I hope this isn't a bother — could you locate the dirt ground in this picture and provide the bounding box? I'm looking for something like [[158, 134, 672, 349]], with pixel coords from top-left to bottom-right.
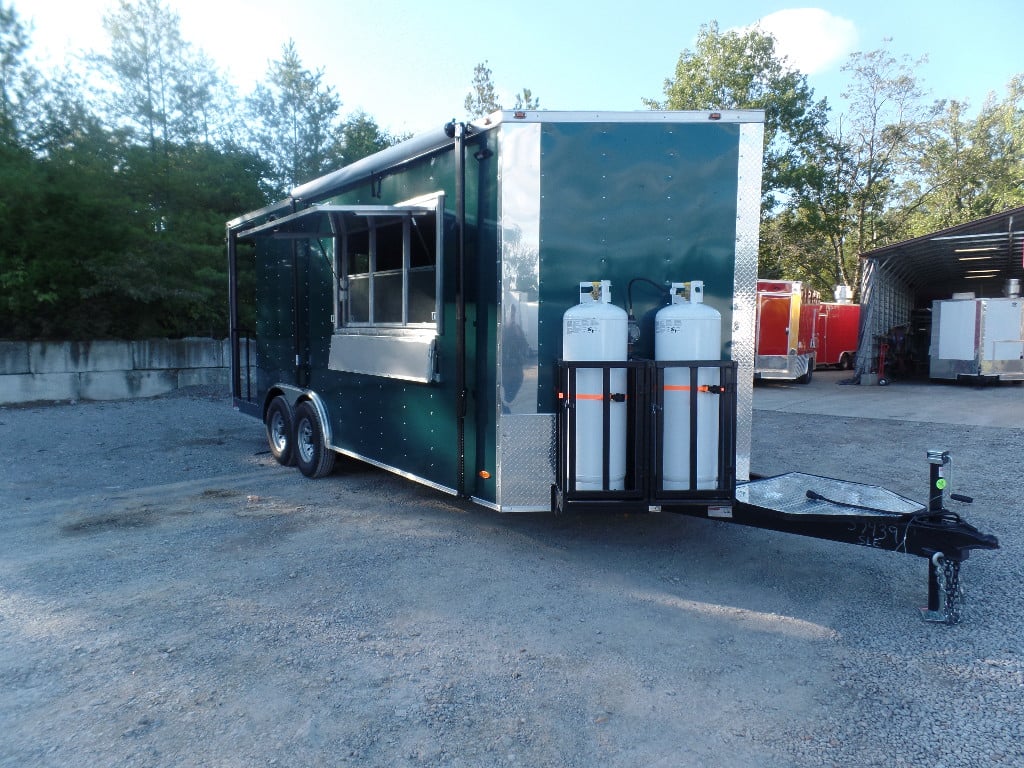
[[1, 385, 1021, 767]]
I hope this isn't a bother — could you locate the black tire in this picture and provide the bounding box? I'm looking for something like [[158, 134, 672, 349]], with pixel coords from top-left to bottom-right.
[[797, 362, 814, 385], [265, 396, 295, 466], [294, 401, 336, 479], [838, 352, 852, 370]]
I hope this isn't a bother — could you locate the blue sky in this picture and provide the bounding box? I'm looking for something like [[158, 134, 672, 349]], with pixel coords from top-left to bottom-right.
[[15, 0, 1024, 137]]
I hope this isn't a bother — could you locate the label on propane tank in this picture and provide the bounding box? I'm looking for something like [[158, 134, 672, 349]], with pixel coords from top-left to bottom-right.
[[565, 318, 600, 334], [657, 319, 683, 334]]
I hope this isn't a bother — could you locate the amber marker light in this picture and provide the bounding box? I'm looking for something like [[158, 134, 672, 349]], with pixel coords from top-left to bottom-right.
[[478, 470, 492, 479]]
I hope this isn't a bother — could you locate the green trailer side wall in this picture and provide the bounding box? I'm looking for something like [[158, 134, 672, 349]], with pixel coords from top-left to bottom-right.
[[533, 121, 742, 409], [256, 238, 298, 395], [322, 150, 459, 490], [254, 137, 500, 500]]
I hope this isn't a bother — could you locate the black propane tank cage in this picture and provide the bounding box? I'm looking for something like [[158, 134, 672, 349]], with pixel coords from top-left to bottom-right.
[[554, 359, 738, 514]]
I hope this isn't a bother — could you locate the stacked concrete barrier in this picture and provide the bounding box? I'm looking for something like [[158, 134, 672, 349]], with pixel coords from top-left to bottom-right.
[[0, 338, 231, 405]]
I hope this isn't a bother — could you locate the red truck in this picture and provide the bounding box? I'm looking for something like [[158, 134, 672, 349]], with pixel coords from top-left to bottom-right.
[[755, 280, 860, 383]]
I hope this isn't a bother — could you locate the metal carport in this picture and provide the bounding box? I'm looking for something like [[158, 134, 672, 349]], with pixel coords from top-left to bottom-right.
[[856, 206, 1024, 377]]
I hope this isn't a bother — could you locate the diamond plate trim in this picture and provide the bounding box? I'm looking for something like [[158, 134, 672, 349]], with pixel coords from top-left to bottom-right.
[[497, 413, 556, 511], [733, 122, 764, 481]]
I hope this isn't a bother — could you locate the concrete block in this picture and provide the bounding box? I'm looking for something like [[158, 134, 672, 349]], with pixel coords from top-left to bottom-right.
[[29, 340, 134, 374], [177, 367, 229, 390], [78, 370, 178, 401], [73, 340, 135, 372], [133, 338, 223, 371], [28, 342, 71, 374], [0, 372, 78, 404], [0, 341, 30, 375]]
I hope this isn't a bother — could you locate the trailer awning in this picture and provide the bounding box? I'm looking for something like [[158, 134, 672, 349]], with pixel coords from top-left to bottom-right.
[[235, 204, 434, 240]]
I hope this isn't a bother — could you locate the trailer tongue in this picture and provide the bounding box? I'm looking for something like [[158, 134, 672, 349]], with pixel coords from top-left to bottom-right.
[[734, 465, 999, 624]]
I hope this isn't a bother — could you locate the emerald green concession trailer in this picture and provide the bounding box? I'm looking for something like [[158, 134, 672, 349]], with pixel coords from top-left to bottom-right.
[[227, 111, 997, 622]]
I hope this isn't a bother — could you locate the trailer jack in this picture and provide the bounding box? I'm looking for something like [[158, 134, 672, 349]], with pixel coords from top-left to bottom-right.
[[915, 450, 998, 624]]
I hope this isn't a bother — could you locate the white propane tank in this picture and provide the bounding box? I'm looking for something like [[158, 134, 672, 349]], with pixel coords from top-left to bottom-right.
[[563, 280, 628, 491], [655, 281, 722, 490]]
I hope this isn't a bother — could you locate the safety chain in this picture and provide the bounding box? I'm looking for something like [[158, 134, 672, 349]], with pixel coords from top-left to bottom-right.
[[934, 555, 965, 625]]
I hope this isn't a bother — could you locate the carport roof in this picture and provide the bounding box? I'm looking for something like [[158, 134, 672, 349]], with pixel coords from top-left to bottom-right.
[[860, 205, 1024, 297]]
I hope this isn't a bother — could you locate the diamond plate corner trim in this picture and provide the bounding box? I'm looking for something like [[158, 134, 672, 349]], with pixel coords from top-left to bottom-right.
[[497, 413, 556, 511], [733, 122, 765, 481]]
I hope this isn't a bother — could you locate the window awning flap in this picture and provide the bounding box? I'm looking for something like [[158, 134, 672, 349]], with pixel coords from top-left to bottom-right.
[[236, 204, 433, 240]]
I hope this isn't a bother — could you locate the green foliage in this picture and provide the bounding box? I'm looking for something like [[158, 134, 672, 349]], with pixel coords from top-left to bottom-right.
[[902, 78, 1024, 235], [465, 61, 501, 118], [1, 0, 1022, 340], [0, 0, 269, 340], [0, 1, 34, 144], [342, 110, 401, 166]]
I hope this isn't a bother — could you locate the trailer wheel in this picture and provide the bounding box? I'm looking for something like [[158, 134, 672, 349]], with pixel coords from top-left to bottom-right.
[[265, 396, 295, 466], [294, 401, 336, 479], [838, 352, 852, 370], [797, 363, 814, 385]]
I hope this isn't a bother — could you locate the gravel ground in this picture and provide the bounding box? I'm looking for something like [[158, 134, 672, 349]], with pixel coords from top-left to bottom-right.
[[1, 385, 1020, 767]]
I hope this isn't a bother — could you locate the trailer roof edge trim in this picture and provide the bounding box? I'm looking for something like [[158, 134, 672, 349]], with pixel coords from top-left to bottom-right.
[[470, 109, 766, 127]]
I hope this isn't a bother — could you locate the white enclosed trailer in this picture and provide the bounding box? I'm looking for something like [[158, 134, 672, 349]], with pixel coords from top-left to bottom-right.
[[930, 294, 1024, 382]]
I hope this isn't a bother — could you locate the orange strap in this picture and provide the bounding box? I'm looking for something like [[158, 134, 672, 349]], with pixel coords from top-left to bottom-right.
[[557, 392, 626, 401], [664, 384, 713, 393]]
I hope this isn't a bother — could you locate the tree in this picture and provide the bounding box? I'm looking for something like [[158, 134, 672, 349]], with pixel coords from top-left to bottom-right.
[[898, 78, 1024, 236], [0, 2, 34, 145], [465, 61, 501, 118], [898, 98, 980, 233], [838, 45, 930, 256], [958, 77, 1024, 217], [246, 40, 344, 196], [773, 44, 933, 296], [97, 0, 228, 151]]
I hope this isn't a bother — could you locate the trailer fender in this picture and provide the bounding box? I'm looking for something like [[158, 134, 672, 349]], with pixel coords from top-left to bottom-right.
[[294, 389, 334, 452], [262, 384, 334, 452]]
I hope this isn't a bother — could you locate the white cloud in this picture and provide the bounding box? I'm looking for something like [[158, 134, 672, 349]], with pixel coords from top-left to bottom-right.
[[748, 8, 858, 75]]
